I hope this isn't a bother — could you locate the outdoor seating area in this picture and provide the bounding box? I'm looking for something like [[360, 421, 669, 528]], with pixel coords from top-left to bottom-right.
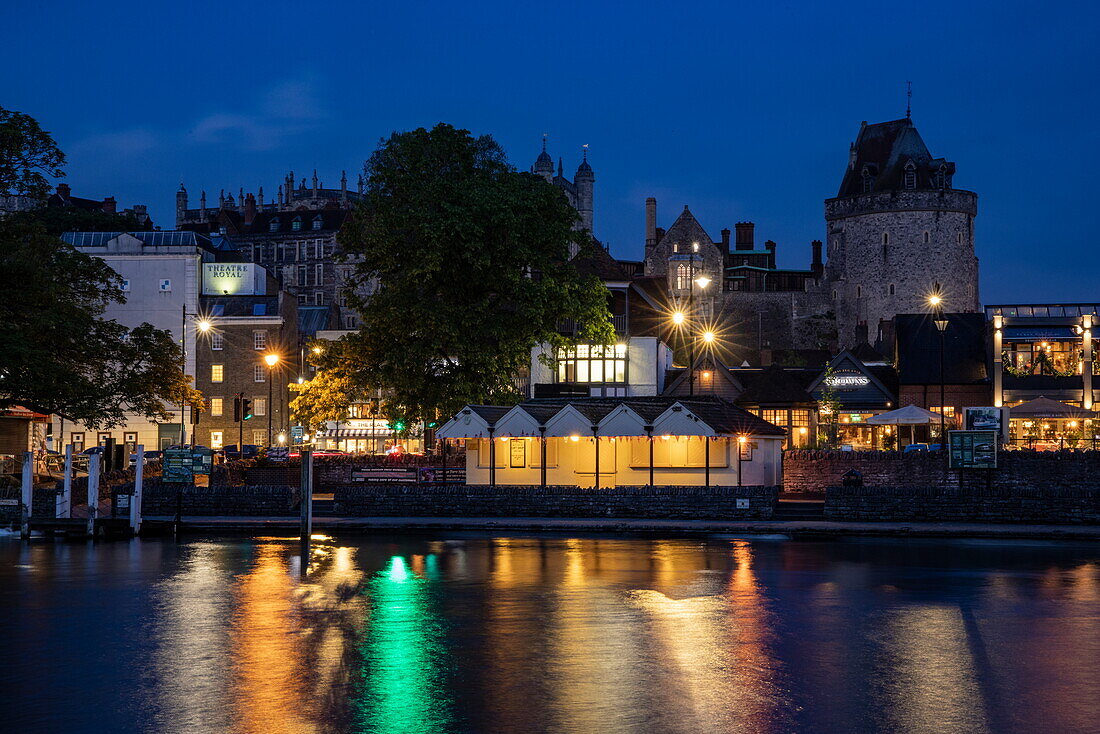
[[1007, 396, 1099, 450]]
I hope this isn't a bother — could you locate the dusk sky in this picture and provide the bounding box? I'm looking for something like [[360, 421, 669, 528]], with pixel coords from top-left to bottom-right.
[[3, 0, 1096, 305]]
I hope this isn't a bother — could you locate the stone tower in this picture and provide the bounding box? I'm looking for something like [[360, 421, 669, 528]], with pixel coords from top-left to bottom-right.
[[531, 139, 595, 235], [175, 184, 188, 225], [824, 117, 979, 347]]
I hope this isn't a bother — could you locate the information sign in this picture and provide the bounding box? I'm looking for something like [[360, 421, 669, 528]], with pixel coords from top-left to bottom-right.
[[949, 430, 998, 469], [162, 447, 214, 482], [266, 446, 289, 462]]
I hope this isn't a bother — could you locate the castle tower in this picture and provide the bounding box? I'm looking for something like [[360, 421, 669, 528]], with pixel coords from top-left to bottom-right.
[[575, 146, 594, 234], [175, 184, 187, 227], [824, 117, 979, 347], [532, 136, 554, 183]]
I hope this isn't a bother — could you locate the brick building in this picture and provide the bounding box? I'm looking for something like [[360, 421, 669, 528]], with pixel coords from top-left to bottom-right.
[[194, 274, 298, 450]]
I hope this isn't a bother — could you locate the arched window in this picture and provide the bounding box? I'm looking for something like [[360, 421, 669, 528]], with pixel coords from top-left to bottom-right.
[[903, 161, 917, 190], [934, 164, 948, 189], [674, 263, 690, 290], [889, 283, 896, 296], [923, 231, 930, 244], [861, 166, 876, 193]]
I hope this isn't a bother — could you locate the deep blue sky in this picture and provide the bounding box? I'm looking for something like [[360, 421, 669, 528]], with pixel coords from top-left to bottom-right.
[[3, 0, 1097, 304]]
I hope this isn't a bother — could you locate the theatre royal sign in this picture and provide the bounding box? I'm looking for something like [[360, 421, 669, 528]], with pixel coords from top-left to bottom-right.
[[203, 263, 259, 296], [824, 370, 871, 391]]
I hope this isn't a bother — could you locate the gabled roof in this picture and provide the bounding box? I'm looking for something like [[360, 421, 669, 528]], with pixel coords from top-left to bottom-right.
[[572, 243, 633, 282], [656, 205, 716, 252]]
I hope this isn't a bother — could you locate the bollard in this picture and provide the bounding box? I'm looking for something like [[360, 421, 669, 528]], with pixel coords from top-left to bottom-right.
[[87, 453, 101, 538], [57, 444, 73, 518], [130, 445, 144, 537], [20, 451, 33, 539]]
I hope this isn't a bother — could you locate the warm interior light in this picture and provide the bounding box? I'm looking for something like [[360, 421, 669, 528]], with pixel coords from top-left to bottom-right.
[[671, 311, 685, 325], [264, 353, 279, 367], [702, 370, 711, 379], [799, 427, 808, 434], [569, 435, 579, 442], [662, 434, 671, 440], [738, 435, 747, 444], [702, 331, 715, 343]]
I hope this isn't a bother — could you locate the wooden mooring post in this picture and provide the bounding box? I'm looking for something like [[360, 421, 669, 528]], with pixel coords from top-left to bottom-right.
[[130, 445, 144, 537], [86, 453, 100, 538], [20, 451, 33, 539], [299, 450, 313, 544], [57, 444, 72, 518]]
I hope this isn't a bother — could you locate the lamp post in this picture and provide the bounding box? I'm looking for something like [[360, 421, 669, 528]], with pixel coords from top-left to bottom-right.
[[179, 307, 213, 446], [683, 258, 711, 396], [264, 353, 280, 446], [930, 293, 948, 453], [737, 435, 747, 486]]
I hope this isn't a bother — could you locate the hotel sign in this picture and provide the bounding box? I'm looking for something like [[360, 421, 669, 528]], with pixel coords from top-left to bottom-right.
[[824, 370, 871, 391], [203, 263, 258, 296]]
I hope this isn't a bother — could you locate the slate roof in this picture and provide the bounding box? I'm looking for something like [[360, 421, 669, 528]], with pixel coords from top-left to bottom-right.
[[297, 305, 335, 337], [466, 405, 514, 425], [520, 396, 785, 436], [836, 118, 956, 197], [734, 365, 817, 405], [199, 295, 279, 317], [572, 243, 633, 281], [894, 313, 989, 385]]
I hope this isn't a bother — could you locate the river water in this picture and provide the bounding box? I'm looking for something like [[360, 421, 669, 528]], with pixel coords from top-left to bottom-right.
[[1, 532, 1097, 733]]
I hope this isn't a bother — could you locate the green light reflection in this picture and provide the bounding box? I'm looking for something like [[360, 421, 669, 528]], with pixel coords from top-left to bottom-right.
[[355, 554, 453, 734]]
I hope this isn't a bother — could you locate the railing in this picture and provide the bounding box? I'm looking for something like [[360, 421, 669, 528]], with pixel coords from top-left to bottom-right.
[[556, 315, 628, 335]]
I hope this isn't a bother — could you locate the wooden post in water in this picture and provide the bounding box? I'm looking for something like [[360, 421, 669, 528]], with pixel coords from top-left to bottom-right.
[[130, 445, 144, 537], [704, 437, 710, 488], [20, 451, 33, 539], [299, 450, 313, 544], [87, 453, 101, 538], [58, 444, 73, 518]]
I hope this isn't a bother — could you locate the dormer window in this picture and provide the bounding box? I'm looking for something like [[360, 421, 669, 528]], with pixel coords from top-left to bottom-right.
[[292, 217, 302, 231], [903, 161, 917, 190], [861, 165, 876, 193], [312, 216, 323, 230], [934, 164, 948, 190], [269, 218, 279, 232]]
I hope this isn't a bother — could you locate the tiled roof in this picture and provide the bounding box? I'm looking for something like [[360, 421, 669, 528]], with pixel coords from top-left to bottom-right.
[[835, 118, 956, 197], [895, 313, 988, 385]]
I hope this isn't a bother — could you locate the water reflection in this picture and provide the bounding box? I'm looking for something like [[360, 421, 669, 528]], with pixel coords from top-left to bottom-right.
[[1, 535, 1097, 734]]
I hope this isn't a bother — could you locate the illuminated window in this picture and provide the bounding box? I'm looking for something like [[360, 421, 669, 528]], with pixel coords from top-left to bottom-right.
[[555, 343, 628, 384], [674, 263, 690, 290], [211, 364, 223, 383], [252, 430, 268, 445], [253, 330, 267, 350], [253, 397, 267, 416], [210, 397, 223, 417], [929, 406, 956, 419]]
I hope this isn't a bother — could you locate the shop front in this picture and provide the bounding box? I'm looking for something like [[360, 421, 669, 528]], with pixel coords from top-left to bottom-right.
[[808, 350, 898, 450]]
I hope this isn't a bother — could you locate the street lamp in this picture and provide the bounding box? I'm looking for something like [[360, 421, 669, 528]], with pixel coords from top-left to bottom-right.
[[930, 291, 948, 453], [687, 270, 711, 396], [264, 353, 280, 445], [179, 309, 215, 446], [737, 435, 747, 486]]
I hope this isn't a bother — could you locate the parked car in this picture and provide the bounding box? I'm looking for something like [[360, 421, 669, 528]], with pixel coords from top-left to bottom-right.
[[289, 449, 349, 459], [903, 443, 929, 453], [128, 450, 164, 466], [221, 444, 261, 460]]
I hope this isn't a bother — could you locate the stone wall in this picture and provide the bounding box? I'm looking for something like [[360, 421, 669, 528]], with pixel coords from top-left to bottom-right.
[[117, 480, 298, 517], [334, 484, 776, 520], [0, 487, 62, 525], [785, 449, 1100, 496], [825, 485, 1099, 524]]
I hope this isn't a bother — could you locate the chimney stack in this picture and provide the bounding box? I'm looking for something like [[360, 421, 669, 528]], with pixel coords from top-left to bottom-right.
[[244, 193, 257, 225], [734, 222, 754, 251], [811, 239, 823, 277], [101, 196, 116, 214], [720, 228, 731, 252], [645, 197, 657, 251]]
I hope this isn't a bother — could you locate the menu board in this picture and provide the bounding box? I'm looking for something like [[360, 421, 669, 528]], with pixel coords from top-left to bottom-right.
[[949, 430, 998, 469]]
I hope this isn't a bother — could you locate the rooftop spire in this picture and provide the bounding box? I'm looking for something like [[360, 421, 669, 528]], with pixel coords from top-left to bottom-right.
[[906, 80, 912, 120]]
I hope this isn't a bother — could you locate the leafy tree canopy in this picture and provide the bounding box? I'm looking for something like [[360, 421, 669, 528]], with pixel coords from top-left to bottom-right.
[[336, 123, 613, 423], [0, 104, 65, 201], [290, 341, 361, 432]]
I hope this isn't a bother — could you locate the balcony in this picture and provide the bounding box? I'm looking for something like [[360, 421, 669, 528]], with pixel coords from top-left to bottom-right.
[[556, 314, 628, 336]]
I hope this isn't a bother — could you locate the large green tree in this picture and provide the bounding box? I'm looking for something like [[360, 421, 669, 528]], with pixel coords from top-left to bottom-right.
[[336, 123, 613, 423], [0, 104, 65, 201], [0, 106, 201, 426]]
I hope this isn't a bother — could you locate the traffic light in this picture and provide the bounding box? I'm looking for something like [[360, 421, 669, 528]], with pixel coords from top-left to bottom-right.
[[388, 420, 406, 432], [242, 398, 253, 421], [233, 395, 242, 422]]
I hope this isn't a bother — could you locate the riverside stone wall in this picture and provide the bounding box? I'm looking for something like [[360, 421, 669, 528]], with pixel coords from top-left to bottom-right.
[[784, 449, 1100, 495], [334, 484, 776, 520], [116, 480, 299, 517], [825, 485, 1100, 524]]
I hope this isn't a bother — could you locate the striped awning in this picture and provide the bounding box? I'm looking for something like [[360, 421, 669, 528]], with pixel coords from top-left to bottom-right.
[[316, 428, 390, 438]]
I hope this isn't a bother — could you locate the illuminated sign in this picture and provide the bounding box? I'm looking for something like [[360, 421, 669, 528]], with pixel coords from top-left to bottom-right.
[[202, 263, 260, 295], [823, 371, 871, 390]]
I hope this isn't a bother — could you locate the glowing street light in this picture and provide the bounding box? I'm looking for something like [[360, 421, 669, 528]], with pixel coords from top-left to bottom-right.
[[264, 353, 280, 367], [671, 311, 686, 326], [694, 275, 711, 290], [263, 353, 280, 444], [927, 294, 942, 308], [197, 319, 212, 332], [702, 331, 716, 344]]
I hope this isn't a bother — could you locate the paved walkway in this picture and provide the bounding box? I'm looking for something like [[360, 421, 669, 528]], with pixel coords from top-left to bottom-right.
[[143, 516, 1100, 540]]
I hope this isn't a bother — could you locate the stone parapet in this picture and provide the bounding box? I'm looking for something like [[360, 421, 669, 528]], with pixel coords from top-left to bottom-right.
[[825, 189, 977, 219], [825, 484, 1099, 524]]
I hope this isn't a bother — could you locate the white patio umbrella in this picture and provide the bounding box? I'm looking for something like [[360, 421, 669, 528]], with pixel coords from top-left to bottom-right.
[[866, 404, 942, 446]]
